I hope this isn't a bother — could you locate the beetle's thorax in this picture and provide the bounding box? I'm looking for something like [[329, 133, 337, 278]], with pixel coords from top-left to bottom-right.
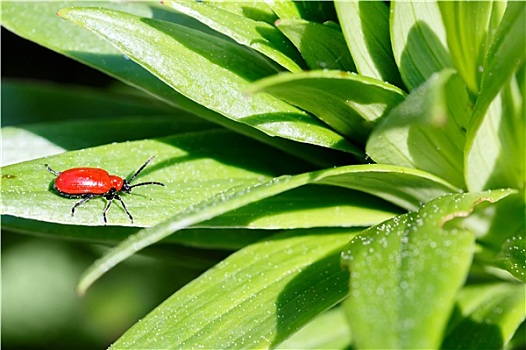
[[109, 175, 124, 192]]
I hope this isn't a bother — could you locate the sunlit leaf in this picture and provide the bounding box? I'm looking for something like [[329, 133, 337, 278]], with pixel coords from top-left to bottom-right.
[[110, 229, 357, 349], [465, 68, 525, 192], [77, 163, 459, 294], [276, 306, 352, 349], [249, 70, 405, 145], [468, 2, 525, 129], [438, 1, 507, 97], [1, 2, 346, 166], [58, 6, 359, 158], [341, 189, 515, 349], [164, 1, 305, 72], [1, 130, 308, 227]]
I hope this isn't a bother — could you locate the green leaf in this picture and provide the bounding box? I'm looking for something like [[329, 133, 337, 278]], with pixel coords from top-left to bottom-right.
[[366, 69, 470, 189], [438, 2, 507, 97], [164, 1, 305, 72], [1, 129, 308, 227], [2, 115, 215, 166], [57, 6, 359, 157], [2, 215, 272, 251], [341, 189, 515, 349], [1, 80, 175, 126], [442, 283, 526, 349], [110, 228, 357, 349], [464, 3, 525, 192], [335, 1, 404, 87], [468, 2, 525, 132], [495, 234, 526, 282], [192, 1, 278, 24], [3, 116, 400, 232], [1, 2, 346, 166], [77, 163, 458, 294], [276, 306, 352, 349], [249, 70, 406, 145], [265, 1, 337, 23], [465, 67, 525, 192], [275, 19, 355, 72], [391, 1, 453, 91], [204, 186, 401, 230], [455, 192, 525, 281]]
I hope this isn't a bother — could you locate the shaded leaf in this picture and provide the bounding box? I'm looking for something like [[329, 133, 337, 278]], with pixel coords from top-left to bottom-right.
[[275, 19, 355, 71], [391, 1, 453, 91], [1, 115, 215, 166], [335, 1, 404, 87], [1, 215, 272, 250], [442, 283, 526, 349], [266, 1, 337, 23], [1, 80, 174, 126], [367, 69, 470, 189], [341, 189, 515, 349], [454, 192, 525, 281], [495, 234, 526, 282], [194, 1, 278, 24]]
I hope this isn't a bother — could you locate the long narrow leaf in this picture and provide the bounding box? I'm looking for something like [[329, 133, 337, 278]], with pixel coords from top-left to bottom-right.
[[438, 2, 507, 96], [468, 2, 525, 131], [249, 70, 405, 145], [275, 19, 355, 72], [110, 228, 358, 349], [77, 163, 459, 294], [390, 1, 453, 91], [164, 1, 305, 72], [335, 1, 404, 87], [1, 130, 308, 227], [1, 2, 346, 166], [58, 6, 360, 156]]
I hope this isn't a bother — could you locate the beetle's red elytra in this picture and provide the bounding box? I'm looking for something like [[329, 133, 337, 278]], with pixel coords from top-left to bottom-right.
[[45, 156, 165, 224]]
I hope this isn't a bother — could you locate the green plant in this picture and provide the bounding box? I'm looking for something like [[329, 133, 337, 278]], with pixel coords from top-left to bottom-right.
[[2, 1, 524, 348]]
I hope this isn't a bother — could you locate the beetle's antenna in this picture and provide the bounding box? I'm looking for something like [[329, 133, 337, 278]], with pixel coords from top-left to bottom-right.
[[128, 156, 155, 183], [129, 181, 165, 189], [45, 164, 61, 176]]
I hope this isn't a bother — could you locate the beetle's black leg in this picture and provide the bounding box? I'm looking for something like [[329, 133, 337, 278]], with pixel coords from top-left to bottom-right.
[[114, 194, 134, 224], [102, 197, 114, 225], [45, 164, 61, 176], [71, 194, 95, 217]]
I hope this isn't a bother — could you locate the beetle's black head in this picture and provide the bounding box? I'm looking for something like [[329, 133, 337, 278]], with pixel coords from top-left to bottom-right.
[[121, 180, 132, 194]]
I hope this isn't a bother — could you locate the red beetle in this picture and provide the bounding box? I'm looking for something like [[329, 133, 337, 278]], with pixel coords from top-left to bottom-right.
[[45, 156, 165, 224]]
